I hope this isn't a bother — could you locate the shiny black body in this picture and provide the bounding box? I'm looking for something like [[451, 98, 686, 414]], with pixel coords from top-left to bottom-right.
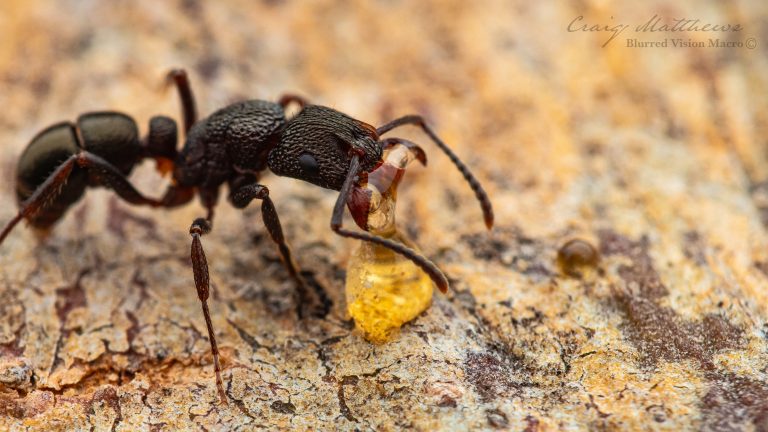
[[173, 102, 382, 198], [173, 100, 285, 189], [2, 70, 494, 404], [17, 113, 143, 228], [269, 105, 382, 189], [13, 99, 386, 234]]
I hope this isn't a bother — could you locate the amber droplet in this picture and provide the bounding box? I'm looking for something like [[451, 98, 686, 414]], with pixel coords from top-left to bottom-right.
[[557, 238, 599, 275], [345, 231, 433, 343], [344, 144, 433, 343]]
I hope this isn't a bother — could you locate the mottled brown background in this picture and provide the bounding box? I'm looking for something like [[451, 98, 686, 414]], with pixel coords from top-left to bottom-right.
[[0, 0, 767, 431]]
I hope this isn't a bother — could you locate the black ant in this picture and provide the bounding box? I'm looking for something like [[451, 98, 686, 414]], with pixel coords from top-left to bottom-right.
[[0, 69, 494, 403]]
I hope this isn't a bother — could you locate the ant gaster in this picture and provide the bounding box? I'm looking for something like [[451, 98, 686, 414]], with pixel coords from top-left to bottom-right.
[[0, 69, 494, 403]]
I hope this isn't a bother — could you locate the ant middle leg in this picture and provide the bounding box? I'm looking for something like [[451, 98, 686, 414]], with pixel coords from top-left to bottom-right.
[[188, 216, 227, 404], [230, 182, 326, 318], [185, 185, 230, 403]]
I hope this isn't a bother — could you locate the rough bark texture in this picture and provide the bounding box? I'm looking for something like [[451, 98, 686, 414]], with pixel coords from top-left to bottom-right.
[[1, 1, 767, 431]]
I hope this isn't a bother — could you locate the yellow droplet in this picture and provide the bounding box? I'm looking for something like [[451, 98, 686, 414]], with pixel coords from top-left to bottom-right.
[[344, 144, 434, 343], [345, 231, 433, 343]]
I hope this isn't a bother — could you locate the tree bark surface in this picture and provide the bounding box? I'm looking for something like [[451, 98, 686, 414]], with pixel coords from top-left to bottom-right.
[[0, 1, 767, 430]]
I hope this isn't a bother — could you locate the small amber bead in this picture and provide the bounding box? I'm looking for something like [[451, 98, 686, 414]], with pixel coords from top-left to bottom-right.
[[557, 238, 599, 274]]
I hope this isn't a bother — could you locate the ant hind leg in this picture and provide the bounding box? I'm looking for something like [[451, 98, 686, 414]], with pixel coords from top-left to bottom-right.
[[1, 151, 165, 247]]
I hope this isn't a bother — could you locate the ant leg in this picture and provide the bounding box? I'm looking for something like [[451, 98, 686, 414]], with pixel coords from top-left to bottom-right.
[[376, 115, 494, 229], [0, 152, 164, 247], [166, 68, 198, 133], [330, 155, 449, 293], [0, 154, 78, 245], [189, 217, 227, 404], [160, 185, 195, 208], [77, 152, 166, 206], [278, 94, 308, 110], [0, 214, 24, 247], [230, 183, 324, 318]]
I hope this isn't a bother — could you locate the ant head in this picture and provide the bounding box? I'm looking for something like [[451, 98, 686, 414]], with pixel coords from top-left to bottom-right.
[[267, 105, 383, 190]]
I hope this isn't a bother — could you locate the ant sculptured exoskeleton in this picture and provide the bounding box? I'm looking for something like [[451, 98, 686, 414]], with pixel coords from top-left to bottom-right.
[[0, 69, 494, 403]]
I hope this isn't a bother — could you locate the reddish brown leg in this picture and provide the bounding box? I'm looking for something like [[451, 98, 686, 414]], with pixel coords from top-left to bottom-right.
[[0, 214, 23, 246], [78, 153, 166, 206], [189, 217, 227, 404], [0, 154, 75, 245], [330, 155, 450, 293], [166, 68, 198, 133], [0, 152, 165, 247], [160, 185, 195, 208], [376, 115, 494, 229], [231, 183, 325, 318]]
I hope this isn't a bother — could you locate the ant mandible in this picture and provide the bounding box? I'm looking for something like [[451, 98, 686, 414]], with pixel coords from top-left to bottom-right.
[[0, 69, 494, 403]]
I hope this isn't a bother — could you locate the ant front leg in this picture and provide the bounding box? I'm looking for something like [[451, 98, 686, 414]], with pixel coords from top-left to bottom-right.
[[0, 152, 164, 246], [330, 154, 450, 293], [230, 182, 326, 318]]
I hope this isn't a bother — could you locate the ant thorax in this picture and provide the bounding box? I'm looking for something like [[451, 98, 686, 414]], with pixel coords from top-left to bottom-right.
[[345, 144, 434, 343]]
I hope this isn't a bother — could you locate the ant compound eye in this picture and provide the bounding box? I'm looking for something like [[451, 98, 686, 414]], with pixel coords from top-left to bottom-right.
[[298, 153, 319, 177]]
